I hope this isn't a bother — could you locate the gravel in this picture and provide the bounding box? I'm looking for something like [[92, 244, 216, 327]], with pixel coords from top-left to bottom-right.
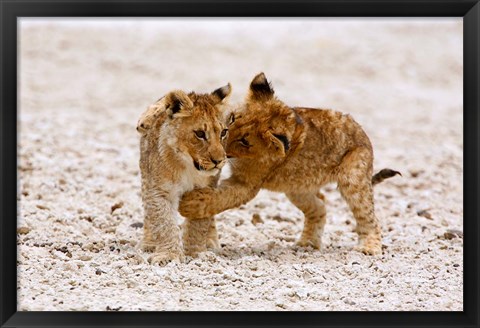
[[18, 18, 463, 311]]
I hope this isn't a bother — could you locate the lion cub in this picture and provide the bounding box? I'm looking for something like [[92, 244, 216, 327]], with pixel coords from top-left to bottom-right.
[[137, 84, 231, 264], [179, 73, 399, 255]]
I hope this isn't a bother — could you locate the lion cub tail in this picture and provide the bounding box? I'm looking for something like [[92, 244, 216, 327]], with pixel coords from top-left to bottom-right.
[[372, 168, 402, 186]]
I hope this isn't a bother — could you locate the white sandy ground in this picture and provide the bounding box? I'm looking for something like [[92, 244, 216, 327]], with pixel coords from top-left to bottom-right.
[[17, 19, 463, 311]]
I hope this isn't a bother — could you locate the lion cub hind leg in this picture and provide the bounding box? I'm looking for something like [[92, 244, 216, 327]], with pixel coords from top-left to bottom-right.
[[287, 192, 327, 250], [337, 147, 382, 255]]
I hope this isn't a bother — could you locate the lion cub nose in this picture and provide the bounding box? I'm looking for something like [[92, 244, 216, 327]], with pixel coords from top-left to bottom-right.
[[211, 158, 222, 165]]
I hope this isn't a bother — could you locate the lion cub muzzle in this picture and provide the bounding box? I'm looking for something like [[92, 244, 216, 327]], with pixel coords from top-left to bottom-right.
[[193, 156, 226, 172]]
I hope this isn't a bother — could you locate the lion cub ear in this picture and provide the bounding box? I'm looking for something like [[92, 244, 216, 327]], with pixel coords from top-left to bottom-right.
[[265, 131, 290, 157], [211, 83, 232, 103], [165, 90, 194, 118], [248, 72, 274, 102]]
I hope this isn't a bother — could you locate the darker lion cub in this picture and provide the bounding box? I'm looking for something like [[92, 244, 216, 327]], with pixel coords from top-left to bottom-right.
[[179, 73, 399, 255]]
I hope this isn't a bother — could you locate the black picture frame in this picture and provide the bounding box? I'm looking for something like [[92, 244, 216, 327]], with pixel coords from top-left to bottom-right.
[[1, 1, 478, 327]]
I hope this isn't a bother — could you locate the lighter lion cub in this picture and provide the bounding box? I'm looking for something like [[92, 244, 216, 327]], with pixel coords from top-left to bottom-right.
[[179, 73, 399, 255], [137, 84, 231, 265]]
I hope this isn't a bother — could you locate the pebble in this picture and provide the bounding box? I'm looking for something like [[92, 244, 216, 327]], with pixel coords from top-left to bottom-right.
[[271, 215, 294, 223], [295, 288, 309, 299], [235, 219, 244, 227], [409, 169, 424, 178], [307, 277, 325, 284], [111, 201, 124, 214], [17, 227, 32, 235], [57, 246, 69, 253], [254, 202, 267, 209], [417, 209, 433, 220], [106, 305, 122, 311], [251, 214, 264, 225], [443, 229, 463, 240], [276, 302, 287, 309], [130, 222, 143, 229], [63, 262, 77, 271], [344, 299, 356, 305]]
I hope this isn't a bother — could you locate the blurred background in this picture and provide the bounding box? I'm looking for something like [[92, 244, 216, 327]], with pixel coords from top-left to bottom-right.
[[19, 18, 463, 170], [18, 19, 463, 311]]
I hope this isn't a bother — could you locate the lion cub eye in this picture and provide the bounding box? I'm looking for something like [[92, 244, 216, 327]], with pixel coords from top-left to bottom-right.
[[220, 129, 228, 138], [239, 137, 250, 147], [194, 130, 207, 140]]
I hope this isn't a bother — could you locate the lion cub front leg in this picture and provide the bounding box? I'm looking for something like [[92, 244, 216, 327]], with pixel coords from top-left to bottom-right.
[[142, 196, 185, 265], [182, 218, 209, 257], [206, 217, 220, 250], [179, 178, 260, 219], [182, 217, 220, 257], [287, 192, 327, 250]]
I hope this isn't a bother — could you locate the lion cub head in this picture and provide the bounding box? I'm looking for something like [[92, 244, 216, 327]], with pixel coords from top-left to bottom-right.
[[141, 84, 232, 175], [226, 73, 299, 160]]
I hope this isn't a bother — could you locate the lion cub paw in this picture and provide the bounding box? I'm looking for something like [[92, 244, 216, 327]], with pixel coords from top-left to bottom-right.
[[354, 238, 382, 255], [178, 190, 210, 218], [206, 236, 221, 251], [184, 244, 207, 258], [141, 243, 157, 253], [184, 236, 220, 258], [295, 237, 321, 250], [148, 250, 185, 266]]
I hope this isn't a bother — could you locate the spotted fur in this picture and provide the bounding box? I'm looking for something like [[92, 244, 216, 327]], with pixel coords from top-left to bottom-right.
[[179, 73, 400, 255]]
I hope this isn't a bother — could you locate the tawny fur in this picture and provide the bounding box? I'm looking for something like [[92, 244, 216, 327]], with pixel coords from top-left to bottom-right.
[[179, 73, 399, 255], [137, 84, 231, 264]]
